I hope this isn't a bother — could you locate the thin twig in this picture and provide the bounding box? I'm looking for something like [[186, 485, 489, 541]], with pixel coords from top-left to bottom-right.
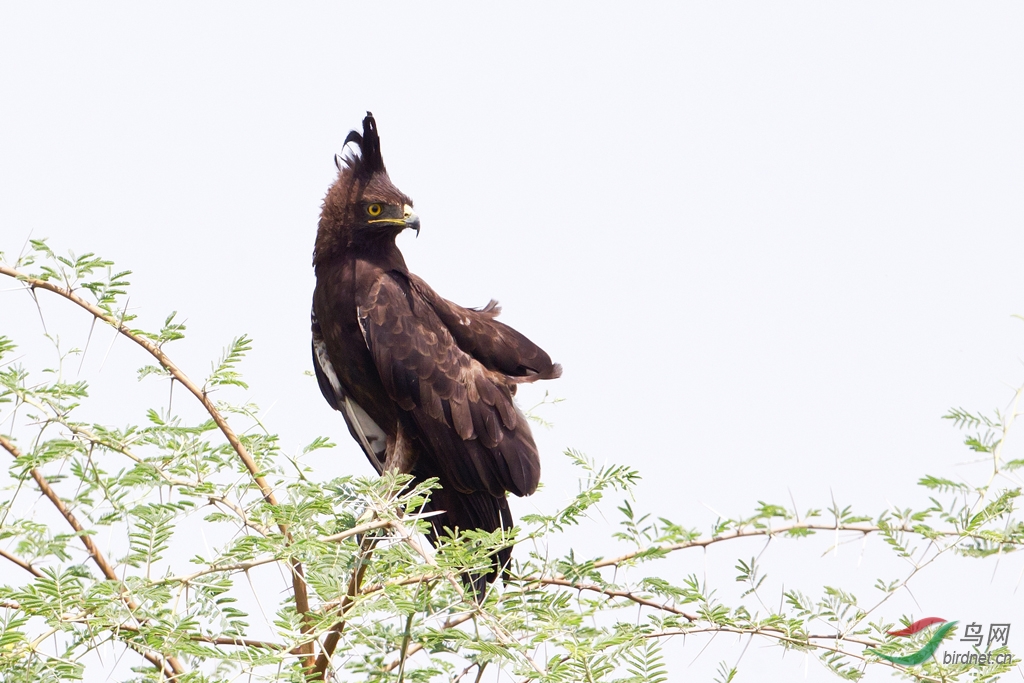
[[382, 613, 476, 673], [311, 521, 380, 678], [530, 577, 699, 621], [111, 622, 285, 650], [13, 390, 272, 537], [151, 517, 393, 587], [2, 601, 286, 651], [0, 264, 316, 662], [1, 433, 183, 679], [0, 547, 43, 577], [0, 266, 276, 507], [545, 521, 975, 581]]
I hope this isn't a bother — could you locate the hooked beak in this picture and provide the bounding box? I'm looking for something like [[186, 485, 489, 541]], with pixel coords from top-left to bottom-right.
[[403, 204, 420, 237], [366, 203, 420, 237]]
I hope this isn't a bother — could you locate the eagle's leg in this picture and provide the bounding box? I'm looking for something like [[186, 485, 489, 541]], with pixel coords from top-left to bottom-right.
[[383, 423, 416, 474]]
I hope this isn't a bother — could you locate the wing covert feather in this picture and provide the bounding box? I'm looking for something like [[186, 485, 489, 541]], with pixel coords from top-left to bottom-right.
[[357, 273, 541, 497], [408, 274, 562, 382]]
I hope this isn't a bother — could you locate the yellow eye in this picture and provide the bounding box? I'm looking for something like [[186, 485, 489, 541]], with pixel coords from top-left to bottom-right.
[[367, 203, 383, 217]]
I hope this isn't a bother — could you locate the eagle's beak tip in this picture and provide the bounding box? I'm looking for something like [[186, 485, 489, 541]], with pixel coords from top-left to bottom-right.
[[404, 204, 420, 237]]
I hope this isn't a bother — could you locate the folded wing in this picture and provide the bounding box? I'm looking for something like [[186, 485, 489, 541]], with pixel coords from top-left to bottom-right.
[[356, 272, 545, 498], [408, 274, 562, 382]]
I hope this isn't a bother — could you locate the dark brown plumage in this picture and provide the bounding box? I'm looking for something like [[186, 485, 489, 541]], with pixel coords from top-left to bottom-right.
[[311, 113, 561, 589]]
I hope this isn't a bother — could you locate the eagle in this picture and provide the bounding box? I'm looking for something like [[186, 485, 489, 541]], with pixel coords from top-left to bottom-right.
[[311, 113, 561, 589]]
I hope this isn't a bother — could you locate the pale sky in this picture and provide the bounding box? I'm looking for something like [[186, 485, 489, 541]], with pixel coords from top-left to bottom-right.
[[2, 4, 1023, 681]]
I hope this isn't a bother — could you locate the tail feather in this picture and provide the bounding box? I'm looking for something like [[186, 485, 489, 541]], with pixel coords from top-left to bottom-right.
[[420, 485, 513, 598]]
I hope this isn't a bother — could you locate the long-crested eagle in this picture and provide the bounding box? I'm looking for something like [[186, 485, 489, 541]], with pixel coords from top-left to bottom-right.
[[311, 113, 561, 587]]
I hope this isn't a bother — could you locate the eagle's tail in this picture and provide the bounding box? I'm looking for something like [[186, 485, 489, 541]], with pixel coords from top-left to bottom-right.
[[421, 485, 514, 599]]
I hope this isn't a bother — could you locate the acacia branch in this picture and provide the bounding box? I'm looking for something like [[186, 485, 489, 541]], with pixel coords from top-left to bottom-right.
[[560, 520, 981, 578], [516, 627, 943, 683], [112, 623, 285, 650], [74, 425, 272, 537], [381, 612, 476, 672], [0, 265, 277, 508], [531, 577, 699, 621], [378, 519, 545, 677], [2, 600, 285, 651], [641, 628, 943, 683], [0, 263, 315, 660], [326, 572, 439, 610], [524, 576, 893, 651], [14, 390, 273, 537], [151, 517, 393, 587], [309, 484, 447, 679], [340, 515, 988, 677], [0, 433, 184, 679], [0, 546, 42, 578], [2, 434, 125, 582], [311, 528, 378, 679]]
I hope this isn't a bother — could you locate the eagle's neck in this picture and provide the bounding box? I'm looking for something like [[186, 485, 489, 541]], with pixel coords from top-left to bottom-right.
[[314, 220, 409, 273], [347, 235, 409, 274]]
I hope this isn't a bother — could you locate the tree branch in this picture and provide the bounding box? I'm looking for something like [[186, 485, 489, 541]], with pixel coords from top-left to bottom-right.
[[0, 433, 184, 679], [2, 600, 285, 651], [311, 530, 377, 679], [381, 612, 476, 673], [14, 390, 272, 537], [0, 265, 277, 508], [0, 546, 42, 578], [151, 517, 393, 587], [0, 263, 316, 662], [550, 520, 974, 579]]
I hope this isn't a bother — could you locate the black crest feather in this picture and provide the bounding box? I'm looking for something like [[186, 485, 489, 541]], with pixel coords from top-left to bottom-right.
[[342, 112, 387, 179]]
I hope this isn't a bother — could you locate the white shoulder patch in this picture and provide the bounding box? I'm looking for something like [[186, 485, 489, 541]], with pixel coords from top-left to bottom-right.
[[342, 396, 388, 473], [313, 336, 387, 471], [313, 337, 345, 400]]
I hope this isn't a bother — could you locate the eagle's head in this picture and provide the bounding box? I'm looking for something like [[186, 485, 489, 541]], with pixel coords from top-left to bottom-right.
[[314, 112, 418, 265]]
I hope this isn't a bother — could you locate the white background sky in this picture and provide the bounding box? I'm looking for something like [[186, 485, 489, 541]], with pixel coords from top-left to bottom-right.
[[2, 4, 1023, 681]]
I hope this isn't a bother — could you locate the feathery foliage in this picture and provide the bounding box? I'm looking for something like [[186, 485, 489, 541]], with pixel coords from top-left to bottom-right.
[[0, 241, 1021, 681]]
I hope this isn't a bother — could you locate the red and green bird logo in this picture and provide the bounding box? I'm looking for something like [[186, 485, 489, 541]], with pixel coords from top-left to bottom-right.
[[867, 617, 957, 666]]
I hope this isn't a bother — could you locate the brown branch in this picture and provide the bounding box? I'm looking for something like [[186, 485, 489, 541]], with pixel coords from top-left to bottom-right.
[[0, 265, 278, 509], [150, 517, 393, 587], [0, 264, 315, 662], [4, 600, 285, 651], [452, 661, 486, 683], [2, 435, 121, 585], [113, 623, 285, 650], [549, 521, 974, 579], [13, 392, 272, 538], [515, 626, 942, 683], [0, 546, 43, 578], [381, 612, 476, 673], [1, 433, 184, 679], [311, 528, 379, 678], [531, 577, 699, 621]]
